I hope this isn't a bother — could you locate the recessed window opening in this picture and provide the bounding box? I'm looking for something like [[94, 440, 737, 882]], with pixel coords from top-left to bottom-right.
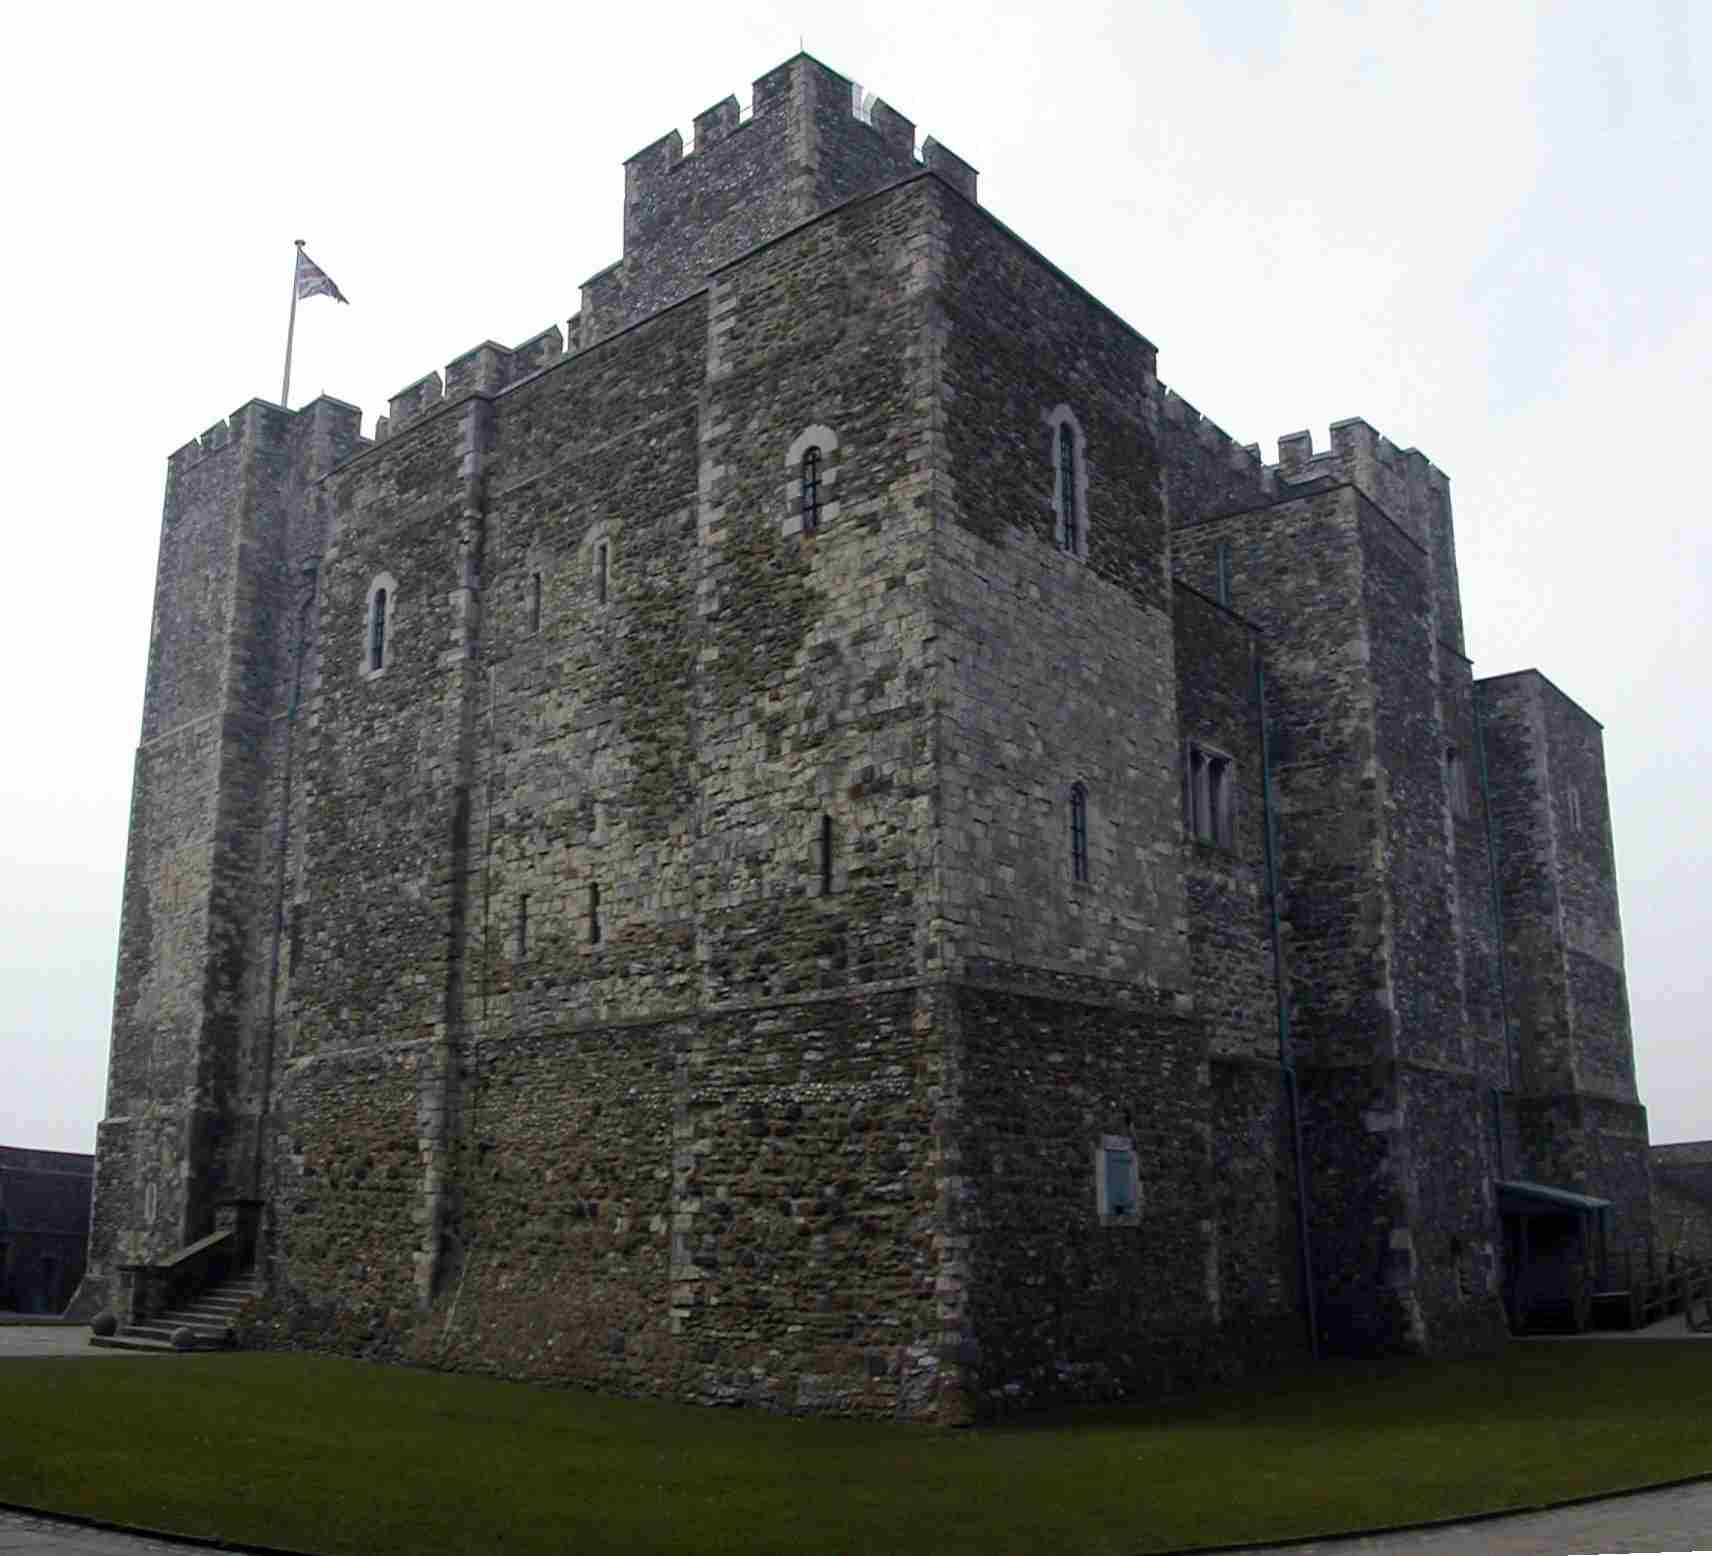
[[529, 572, 542, 633], [1568, 786, 1582, 833], [1058, 422, 1079, 555], [1070, 782, 1090, 883], [1095, 1134, 1140, 1223], [784, 425, 840, 538], [370, 588, 387, 672], [1215, 540, 1232, 606], [1447, 746, 1469, 819], [801, 447, 823, 534], [819, 813, 833, 895], [517, 893, 529, 959], [1187, 744, 1233, 847], [1105, 1148, 1137, 1217], [588, 882, 602, 944], [596, 543, 609, 605]]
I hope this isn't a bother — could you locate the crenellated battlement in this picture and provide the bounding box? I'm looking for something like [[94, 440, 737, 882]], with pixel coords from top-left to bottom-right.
[[1270, 419, 1448, 495], [621, 55, 958, 191], [166, 400, 298, 480], [1162, 386, 1276, 485], [589, 53, 976, 343], [168, 54, 980, 475], [167, 317, 573, 468], [1268, 418, 1463, 649]]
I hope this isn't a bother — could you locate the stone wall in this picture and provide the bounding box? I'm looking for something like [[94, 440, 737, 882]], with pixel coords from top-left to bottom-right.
[[1478, 670, 1650, 1247], [1171, 584, 1271, 1062], [0, 1146, 93, 1315], [947, 985, 1218, 1410], [1653, 1142, 1712, 1261], [931, 182, 1184, 997], [249, 176, 962, 1416], [91, 397, 359, 1306]]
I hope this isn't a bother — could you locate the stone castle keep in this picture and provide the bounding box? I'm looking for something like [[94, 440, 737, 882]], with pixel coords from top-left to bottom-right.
[[86, 53, 1652, 1417]]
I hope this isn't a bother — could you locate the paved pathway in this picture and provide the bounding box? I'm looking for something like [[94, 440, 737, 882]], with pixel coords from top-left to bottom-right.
[[1230, 1478, 1712, 1554], [2, 1484, 1708, 1556], [0, 1328, 157, 1360], [0, 1508, 261, 1554]]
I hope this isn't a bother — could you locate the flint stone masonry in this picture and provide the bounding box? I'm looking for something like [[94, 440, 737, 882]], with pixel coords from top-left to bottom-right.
[[89, 50, 1653, 1421]]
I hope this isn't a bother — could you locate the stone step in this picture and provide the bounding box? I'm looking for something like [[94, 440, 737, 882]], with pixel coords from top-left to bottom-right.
[[128, 1321, 227, 1341], [90, 1334, 176, 1354], [118, 1324, 228, 1349]]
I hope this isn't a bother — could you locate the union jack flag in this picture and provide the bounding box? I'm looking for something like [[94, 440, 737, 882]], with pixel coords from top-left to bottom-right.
[[295, 248, 348, 304]]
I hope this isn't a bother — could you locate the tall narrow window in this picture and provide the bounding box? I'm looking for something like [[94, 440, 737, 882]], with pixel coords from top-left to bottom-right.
[[819, 813, 833, 896], [1208, 756, 1229, 841], [1215, 540, 1232, 606], [1447, 747, 1469, 819], [785, 426, 840, 537], [1568, 786, 1582, 833], [530, 571, 542, 633], [1058, 422, 1079, 555], [588, 883, 602, 944], [370, 588, 387, 672], [1104, 1148, 1136, 1217], [1070, 782, 1090, 884], [517, 893, 529, 959], [801, 447, 823, 534], [1187, 743, 1234, 847], [596, 543, 609, 605], [1096, 1134, 1140, 1223]]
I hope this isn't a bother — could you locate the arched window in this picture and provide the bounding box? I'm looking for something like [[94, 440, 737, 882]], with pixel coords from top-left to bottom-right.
[[801, 447, 823, 534], [1058, 424, 1079, 554], [784, 425, 840, 537], [363, 574, 397, 679], [1046, 406, 1087, 559], [370, 588, 387, 672], [1070, 782, 1090, 883]]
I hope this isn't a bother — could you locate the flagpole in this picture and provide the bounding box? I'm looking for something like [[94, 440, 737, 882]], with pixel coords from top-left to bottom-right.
[[281, 240, 305, 408]]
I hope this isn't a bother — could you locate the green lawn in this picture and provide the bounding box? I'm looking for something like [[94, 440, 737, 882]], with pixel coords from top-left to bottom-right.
[[3, 1344, 1710, 1555]]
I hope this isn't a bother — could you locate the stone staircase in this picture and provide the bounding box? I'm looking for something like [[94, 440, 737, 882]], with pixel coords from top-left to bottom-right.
[[90, 1269, 262, 1353]]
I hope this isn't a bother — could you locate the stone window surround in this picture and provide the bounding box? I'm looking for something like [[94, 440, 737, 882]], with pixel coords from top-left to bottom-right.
[[1045, 404, 1089, 561], [815, 811, 842, 898], [1446, 745, 1470, 820], [362, 572, 398, 680], [1069, 780, 1091, 886], [783, 424, 841, 538], [583, 523, 616, 608], [1186, 740, 1234, 848], [1094, 1133, 1141, 1225]]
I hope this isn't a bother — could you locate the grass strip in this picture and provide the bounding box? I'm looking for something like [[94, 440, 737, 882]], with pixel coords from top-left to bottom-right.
[[3, 1342, 1711, 1555]]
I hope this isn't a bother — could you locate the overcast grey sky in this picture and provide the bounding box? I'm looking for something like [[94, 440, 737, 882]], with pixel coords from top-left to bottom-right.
[[2, 0, 1706, 1154]]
